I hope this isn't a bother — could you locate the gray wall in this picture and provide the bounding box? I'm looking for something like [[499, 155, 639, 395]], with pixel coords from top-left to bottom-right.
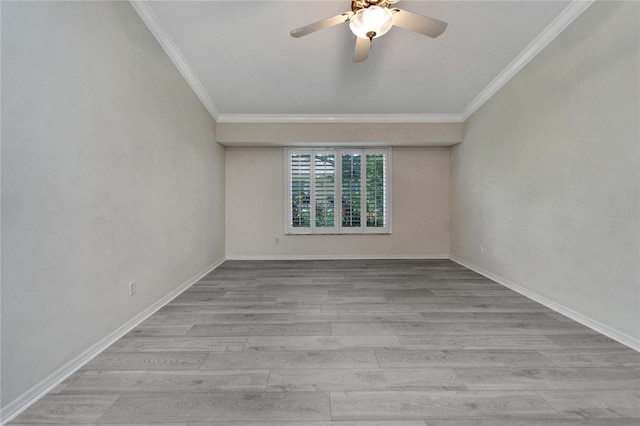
[[450, 1, 639, 343], [225, 147, 450, 258], [1, 1, 225, 407]]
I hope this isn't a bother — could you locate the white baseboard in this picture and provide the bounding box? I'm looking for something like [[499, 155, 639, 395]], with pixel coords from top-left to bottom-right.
[[0, 256, 226, 425], [225, 254, 450, 261], [450, 256, 640, 352]]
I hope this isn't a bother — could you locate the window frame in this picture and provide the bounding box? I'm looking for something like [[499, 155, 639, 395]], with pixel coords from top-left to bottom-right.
[[285, 147, 392, 235]]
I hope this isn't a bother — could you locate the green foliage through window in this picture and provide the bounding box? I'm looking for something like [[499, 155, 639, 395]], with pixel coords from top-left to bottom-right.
[[366, 154, 385, 227]]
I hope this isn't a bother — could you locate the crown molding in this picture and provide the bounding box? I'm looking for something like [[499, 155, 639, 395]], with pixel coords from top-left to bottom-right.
[[216, 113, 464, 124], [461, 0, 594, 121], [129, 0, 221, 120], [131, 0, 593, 125]]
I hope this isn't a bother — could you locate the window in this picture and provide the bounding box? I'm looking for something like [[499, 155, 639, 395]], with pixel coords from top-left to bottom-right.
[[286, 148, 391, 234]]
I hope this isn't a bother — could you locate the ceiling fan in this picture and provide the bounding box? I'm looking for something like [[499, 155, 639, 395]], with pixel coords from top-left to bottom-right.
[[290, 0, 448, 63]]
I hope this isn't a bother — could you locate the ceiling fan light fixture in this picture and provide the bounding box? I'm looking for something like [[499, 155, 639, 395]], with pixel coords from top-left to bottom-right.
[[349, 5, 393, 39]]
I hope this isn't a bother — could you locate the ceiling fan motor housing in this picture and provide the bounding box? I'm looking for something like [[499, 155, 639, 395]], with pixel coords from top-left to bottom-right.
[[351, 0, 398, 13]]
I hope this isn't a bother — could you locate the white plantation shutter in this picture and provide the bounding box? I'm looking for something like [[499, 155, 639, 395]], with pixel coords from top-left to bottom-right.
[[340, 151, 363, 233], [288, 151, 311, 232], [313, 151, 336, 233], [364, 150, 388, 233], [286, 148, 391, 234]]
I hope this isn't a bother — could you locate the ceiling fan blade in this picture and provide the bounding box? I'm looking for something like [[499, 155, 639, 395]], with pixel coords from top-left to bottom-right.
[[290, 12, 353, 38], [391, 9, 448, 38], [353, 36, 370, 63]]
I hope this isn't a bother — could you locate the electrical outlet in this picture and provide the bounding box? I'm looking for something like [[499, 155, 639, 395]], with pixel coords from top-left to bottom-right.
[[479, 245, 484, 255], [128, 281, 136, 296], [275, 237, 279, 244]]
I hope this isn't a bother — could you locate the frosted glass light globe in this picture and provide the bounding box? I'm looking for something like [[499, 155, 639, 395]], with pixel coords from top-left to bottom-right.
[[349, 6, 394, 39]]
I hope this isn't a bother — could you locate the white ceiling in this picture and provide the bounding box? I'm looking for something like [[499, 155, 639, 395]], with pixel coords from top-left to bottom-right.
[[132, 0, 591, 123]]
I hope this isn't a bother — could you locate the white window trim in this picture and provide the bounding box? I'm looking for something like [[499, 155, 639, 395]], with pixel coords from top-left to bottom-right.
[[285, 147, 392, 235]]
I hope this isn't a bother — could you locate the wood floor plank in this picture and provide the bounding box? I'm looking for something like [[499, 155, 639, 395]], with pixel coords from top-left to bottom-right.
[[332, 322, 471, 336], [536, 389, 640, 418], [295, 313, 425, 323], [539, 348, 640, 367], [399, 335, 562, 350], [171, 290, 227, 302], [462, 322, 594, 335], [375, 349, 557, 367], [96, 392, 331, 423], [427, 271, 488, 279], [200, 350, 379, 369], [158, 300, 275, 311], [454, 367, 640, 390], [175, 288, 227, 295], [107, 336, 246, 352], [327, 289, 436, 298], [187, 322, 331, 336], [125, 326, 192, 337], [267, 368, 467, 391], [194, 278, 258, 285], [429, 289, 520, 296], [10, 394, 119, 424], [427, 420, 640, 426], [347, 280, 502, 290], [96, 423, 186, 426], [225, 289, 330, 298], [320, 303, 551, 313], [320, 304, 430, 313], [418, 312, 560, 323], [256, 284, 357, 291], [159, 313, 295, 325], [330, 390, 566, 420], [544, 333, 632, 349], [255, 278, 317, 284], [278, 296, 388, 304], [385, 296, 534, 305], [159, 303, 320, 314], [189, 422, 427, 426], [332, 321, 586, 336], [244, 336, 402, 351], [169, 297, 276, 306], [61, 370, 269, 393], [81, 352, 208, 370], [11, 422, 184, 426]]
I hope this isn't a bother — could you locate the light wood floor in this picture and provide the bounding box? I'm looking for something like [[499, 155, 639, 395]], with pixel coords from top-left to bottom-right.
[[12, 259, 640, 425]]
